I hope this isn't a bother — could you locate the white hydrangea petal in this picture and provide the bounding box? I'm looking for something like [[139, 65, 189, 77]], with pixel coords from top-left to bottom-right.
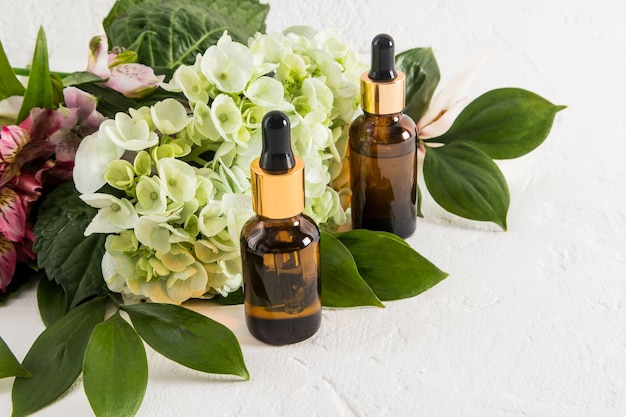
[[79, 192, 120, 209], [73, 130, 125, 194]]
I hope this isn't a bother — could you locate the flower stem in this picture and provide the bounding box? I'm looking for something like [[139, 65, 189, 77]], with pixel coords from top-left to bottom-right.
[[12, 67, 72, 78]]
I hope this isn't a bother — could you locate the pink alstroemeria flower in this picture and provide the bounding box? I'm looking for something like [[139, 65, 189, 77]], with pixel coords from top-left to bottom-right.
[[49, 87, 106, 162], [0, 108, 60, 292], [87, 33, 164, 98]]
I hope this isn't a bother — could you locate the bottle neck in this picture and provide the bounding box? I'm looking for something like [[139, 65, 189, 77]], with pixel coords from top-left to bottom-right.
[[256, 214, 304, 224], [361, 110, 402, 123]]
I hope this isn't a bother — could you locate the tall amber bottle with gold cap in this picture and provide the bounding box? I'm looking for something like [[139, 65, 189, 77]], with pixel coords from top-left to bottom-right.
[[349, 34, 418, 238], [240, 110, 321, 345]]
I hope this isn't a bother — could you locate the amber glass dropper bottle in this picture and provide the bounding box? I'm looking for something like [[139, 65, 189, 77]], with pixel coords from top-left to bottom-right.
[[349, 34, 418, 238], [240, 110, 322, 345]]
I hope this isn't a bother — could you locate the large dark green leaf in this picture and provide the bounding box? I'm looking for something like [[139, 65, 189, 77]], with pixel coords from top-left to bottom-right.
[[122, 303, 249, 379], [33, 182, 109, 308], [37, 278, 67, 327], [320, 231, 384, 308], [83, 313, 148, 417], [0, 337, 30, 379], [11, 297, 107, 417], [104, 0, 270, 68], [337, 230, 448, 301], [396, 47, 440, 122], [423, 142, 510, 230], [16, 27, 53, 123], [0, 41, 25, 100], [428, 88, 565, 159]]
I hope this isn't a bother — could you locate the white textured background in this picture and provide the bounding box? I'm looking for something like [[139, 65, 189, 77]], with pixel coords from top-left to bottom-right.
[[1, 0, 626, 416]]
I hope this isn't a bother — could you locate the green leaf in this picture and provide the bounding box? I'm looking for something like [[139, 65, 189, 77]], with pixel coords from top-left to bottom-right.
[[423, 142, 510, 230], [122, 303, 249, 379], [428, 88, 565, 159], [104, 0, 270, 68], [62, 71, 106, 87], [0, 41, 25, 100], [17, 27, 54, 123], [77, 83, 140, 118], [320, 231, 384, 308], [0, 337, 30, 379], [37, 278, 67, 327], [83, 313, 148, 417], [337, 230, 448, 301], [395, 47, 440, 122], [11, 297, 107, 417], [33, 182, 109, 308]]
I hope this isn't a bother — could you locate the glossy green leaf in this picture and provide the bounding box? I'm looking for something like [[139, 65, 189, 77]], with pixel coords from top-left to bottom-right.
[[11, 297, 107, 417], [423, 142, 510, 230], [337, 230, 448, 301], [0, 337, 30, 379], [0, 41, 25, 100], [122, 303, 249, 379], [320, 231, 384, 308], [62, 71, 106, 87], [83, 313, 148, 417], [17, 27, 53, 123], [37, 278, 67, 327], [77, 83, 140, 118], [428, 88, 566, 159], [104, 0, 269, 68], [395, 47, 440, 122], [51, 74, 64, 109], [33, 182, 109, 308]]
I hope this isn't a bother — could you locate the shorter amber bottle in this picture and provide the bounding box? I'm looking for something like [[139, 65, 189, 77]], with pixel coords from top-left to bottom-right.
[[240, 111, 321, 345], [349, 34, 418, 238]]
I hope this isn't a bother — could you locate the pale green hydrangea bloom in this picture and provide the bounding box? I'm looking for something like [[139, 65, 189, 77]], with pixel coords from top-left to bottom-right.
[[75, 28, 362, 304]]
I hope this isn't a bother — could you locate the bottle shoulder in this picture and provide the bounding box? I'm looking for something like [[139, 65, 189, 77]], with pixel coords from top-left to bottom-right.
[[349, 112, 417, 156], [241, 214, 320, 254]]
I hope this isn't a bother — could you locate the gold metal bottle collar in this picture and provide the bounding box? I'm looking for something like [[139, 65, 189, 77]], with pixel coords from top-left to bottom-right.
[[250, 157, 305, 219], [360, 70, 406, 115]]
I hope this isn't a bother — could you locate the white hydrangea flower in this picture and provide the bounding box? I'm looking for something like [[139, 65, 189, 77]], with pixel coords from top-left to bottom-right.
[[192, 101, 221, 141], [244, 76, 293, 111], [198, 201, 227, 237], [248, 31, 291, 65], [135, 175, 167, 215], [81, 193, 139, 235], [166, 65, 210, 104], [76, 28, 363, 304], [157, 158, 197, 203], [210, 94, 243, 138], [151, 98, 190, 135], [201, 33, 253, 93], [102, 113, 159, 151]]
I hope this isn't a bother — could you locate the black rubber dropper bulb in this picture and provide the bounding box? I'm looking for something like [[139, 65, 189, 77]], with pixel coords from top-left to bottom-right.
[[368, 33, 397, 81], [260, 110, 295, 173]]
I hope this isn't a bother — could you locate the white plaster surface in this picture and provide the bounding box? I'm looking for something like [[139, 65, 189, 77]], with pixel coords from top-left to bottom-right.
[[1, 0, 625, 416]]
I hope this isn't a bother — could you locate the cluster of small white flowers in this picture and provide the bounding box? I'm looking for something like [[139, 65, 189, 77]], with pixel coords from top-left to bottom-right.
[[73, 28, 363, 304]]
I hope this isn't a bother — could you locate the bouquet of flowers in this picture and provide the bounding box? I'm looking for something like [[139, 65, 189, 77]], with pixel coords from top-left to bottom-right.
[[0, 0, 563, 416]]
